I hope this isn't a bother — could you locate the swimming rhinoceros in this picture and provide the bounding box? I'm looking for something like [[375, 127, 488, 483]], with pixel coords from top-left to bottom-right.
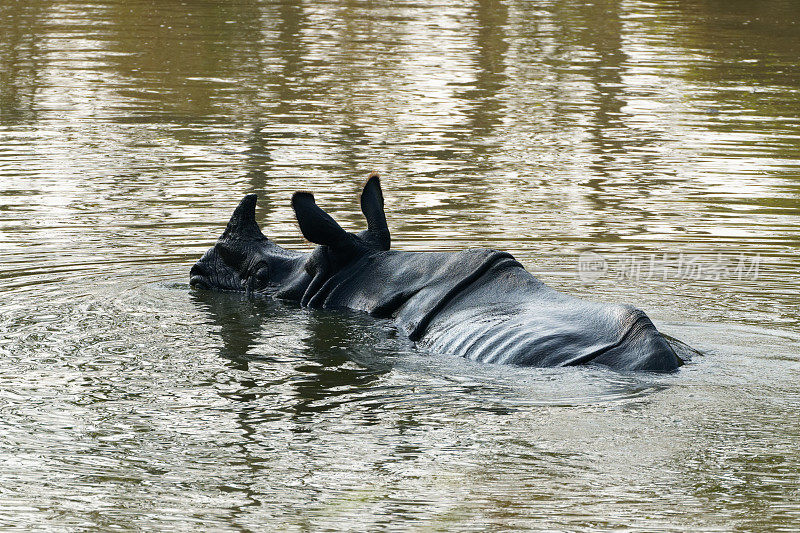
[[190, 174, 686, 372]]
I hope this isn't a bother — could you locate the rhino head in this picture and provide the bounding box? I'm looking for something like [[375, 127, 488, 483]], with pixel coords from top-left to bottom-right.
[[189, 173, 390, 303]]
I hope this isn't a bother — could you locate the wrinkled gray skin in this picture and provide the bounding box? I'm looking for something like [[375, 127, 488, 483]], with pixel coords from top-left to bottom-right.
[[191, 174, 686, 372]]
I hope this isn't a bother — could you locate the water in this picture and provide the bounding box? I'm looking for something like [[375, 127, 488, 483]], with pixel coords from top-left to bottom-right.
[[1, 0, 799, 530]]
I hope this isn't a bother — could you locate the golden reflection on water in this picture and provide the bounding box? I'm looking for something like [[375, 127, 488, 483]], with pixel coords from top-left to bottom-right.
[[0, 0, 799, 530]]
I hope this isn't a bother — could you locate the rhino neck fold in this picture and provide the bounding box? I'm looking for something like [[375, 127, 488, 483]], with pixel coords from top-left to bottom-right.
[[403, 253, 521, 341], [265, 253, 312, 300], [310, 249, 523, 339]]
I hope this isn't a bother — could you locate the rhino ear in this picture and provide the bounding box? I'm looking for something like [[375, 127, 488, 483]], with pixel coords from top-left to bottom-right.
[[292, 192, 350, 247], [222, 194, 267, 241], [360, 172, 390, 250]]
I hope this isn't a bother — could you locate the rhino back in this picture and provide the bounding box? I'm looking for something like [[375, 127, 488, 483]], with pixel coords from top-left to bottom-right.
[[319, 248, 514, 334], [418, 261, 652, 367]]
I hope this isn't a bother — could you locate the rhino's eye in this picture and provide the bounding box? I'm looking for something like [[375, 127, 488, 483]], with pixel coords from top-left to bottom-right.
[[253, 265, 270, 283]]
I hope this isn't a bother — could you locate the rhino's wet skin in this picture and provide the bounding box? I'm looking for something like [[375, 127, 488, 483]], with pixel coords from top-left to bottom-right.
[[191, 175, 688, 372]]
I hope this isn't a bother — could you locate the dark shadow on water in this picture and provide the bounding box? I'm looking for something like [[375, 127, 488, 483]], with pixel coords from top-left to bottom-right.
[[189, 289, 392, 412], [189, 288, 397, 524], [243, 0, 309, 178], [189, 290, 274, 367], [454, 0, 509, 159], [0, 2, 45, 124]]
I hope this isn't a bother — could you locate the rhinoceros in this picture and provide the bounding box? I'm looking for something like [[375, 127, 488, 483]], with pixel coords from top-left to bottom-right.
[[190, 174, 688, 372]]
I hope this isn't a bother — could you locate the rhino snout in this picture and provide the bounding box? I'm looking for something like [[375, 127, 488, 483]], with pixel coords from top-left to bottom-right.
[[189, 262, 211, 289]]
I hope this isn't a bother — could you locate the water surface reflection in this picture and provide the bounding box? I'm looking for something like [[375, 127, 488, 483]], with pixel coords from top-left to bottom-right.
[[1, 0, 799, 529]]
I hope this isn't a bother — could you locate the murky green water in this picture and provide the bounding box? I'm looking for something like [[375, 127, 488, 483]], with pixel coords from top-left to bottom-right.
[[1, 0, 799, 530]]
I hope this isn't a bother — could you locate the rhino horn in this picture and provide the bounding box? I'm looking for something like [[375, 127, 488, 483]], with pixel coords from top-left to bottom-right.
[[222, 194, 267, 241]]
